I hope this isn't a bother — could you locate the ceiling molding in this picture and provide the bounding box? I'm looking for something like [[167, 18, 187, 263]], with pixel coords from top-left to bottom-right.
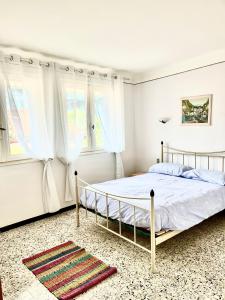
[[133, 49, 225, 84]]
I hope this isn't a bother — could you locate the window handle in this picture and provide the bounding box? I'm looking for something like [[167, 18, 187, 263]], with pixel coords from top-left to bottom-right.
[[0, 127, 6, 131], [91, 124, 95, 130]]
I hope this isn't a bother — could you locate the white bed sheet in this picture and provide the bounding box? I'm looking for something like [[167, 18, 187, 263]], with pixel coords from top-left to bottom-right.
[[80, 173, 225, 232]]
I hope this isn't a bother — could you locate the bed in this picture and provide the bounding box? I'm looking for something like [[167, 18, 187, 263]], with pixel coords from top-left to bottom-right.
[[74, 142, 225, 272], [80, 172, 225, 232]]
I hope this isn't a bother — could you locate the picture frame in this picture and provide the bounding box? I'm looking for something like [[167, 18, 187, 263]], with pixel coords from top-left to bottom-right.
[[181, 94, 212, 125]]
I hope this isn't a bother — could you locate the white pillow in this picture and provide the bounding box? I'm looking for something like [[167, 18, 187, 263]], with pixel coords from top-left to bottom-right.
[[148, 163, 192, 177], [182, 169, 225, 185]]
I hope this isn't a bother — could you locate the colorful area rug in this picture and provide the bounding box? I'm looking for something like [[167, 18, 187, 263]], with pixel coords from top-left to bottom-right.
[[22, 241, 117, 299]]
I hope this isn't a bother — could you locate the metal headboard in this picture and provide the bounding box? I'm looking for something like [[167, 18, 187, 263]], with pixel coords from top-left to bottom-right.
[[161, 141, 225, 171]]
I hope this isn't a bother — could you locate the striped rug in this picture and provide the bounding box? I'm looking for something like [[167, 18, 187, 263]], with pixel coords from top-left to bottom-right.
[[22, 241, 117, 299]]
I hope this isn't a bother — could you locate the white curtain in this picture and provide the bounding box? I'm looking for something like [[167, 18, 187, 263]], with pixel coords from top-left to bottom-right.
[[0, 54, 60, 213], [90, 74, 125, 178], [55, 65, 88, 201]]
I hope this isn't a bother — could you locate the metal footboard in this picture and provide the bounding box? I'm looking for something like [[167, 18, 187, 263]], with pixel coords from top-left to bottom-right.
[[74, 171, 157, 272]]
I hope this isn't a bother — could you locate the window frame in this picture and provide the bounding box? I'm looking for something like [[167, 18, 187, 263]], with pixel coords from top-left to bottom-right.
[[0, 90, 30, 162], [0, 116, 29, 163], [82, 83, 105, 153], [0, 80, 106, 163]]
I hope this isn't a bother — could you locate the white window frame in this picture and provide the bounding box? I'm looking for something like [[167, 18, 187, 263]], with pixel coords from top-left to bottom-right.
[[81, 83, 104, 153], [0, 88, 29, 163], [0, 82, 105, 162], [0, 117, 29, 163]]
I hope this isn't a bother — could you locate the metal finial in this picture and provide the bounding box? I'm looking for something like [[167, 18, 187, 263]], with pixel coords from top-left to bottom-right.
[[150, 189, 154, 197]]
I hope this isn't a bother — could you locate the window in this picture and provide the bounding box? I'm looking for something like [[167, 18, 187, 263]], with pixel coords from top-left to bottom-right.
[[0, 83, 31, 162], [0, 77, 107, 162], [90, 85, 105, 150], [64, 83, 106, 152], [65, 86, 88, 150]]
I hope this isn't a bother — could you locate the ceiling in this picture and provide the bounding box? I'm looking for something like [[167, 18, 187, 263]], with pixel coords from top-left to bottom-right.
[[0, 0, 225, 73]]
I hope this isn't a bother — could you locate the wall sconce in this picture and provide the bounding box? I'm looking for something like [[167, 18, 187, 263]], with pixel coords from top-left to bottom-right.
[[159, 118, 170, 124]]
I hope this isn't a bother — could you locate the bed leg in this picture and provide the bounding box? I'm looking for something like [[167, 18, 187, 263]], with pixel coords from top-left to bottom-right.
[[75, 171, 80, 227], [150, 189, 156, 273]]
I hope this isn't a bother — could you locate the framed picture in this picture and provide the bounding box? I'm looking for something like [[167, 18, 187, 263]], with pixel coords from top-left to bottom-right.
[[181, 94, 212, 125]]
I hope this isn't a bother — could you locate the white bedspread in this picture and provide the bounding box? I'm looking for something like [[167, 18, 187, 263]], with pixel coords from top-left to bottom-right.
[[80, 173, 225, 232]]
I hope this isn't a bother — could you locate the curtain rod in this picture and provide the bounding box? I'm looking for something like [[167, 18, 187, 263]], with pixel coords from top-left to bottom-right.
[[2, 53, 130, 81]]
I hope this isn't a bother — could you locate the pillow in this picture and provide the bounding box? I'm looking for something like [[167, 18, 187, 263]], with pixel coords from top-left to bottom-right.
[[181, 169, 199, 180], [148, 163, 192, 177], [183, 169, 225, 185]]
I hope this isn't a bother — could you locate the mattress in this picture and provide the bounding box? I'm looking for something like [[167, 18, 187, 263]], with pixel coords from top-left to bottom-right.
[[80, 173, 225, 232]]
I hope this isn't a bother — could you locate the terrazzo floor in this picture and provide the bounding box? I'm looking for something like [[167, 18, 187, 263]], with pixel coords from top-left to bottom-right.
[[1, 208, 225, 300]]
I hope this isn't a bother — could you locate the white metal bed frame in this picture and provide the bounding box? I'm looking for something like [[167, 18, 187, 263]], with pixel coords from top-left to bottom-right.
[[74, 141, 225, 272]]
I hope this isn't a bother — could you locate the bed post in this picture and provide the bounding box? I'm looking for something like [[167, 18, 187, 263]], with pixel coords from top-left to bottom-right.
[[161, 141, 164, 163], [150, 189, 156, 272], [75, 171, 80, 227]]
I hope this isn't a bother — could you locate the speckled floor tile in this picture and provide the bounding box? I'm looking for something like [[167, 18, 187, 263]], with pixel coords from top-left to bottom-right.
[[1, 208, 225, 300]]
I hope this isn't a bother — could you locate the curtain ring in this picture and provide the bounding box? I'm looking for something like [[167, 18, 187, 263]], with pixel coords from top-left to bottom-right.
[[65, 66, 69, 71], [46, 62, 50, 67], [29, 59, 33, 64], [78, 69, 83, 73], [10, 55, 14, 61]]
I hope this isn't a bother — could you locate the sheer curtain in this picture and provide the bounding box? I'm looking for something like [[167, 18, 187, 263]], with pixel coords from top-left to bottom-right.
[[90, 74, 125, 178], [112, 75, 125, 178], [0, 54, 60, 213], [55, 65, 88, 201]]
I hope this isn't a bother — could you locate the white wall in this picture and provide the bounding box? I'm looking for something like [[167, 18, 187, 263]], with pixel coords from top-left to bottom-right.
[[134, 63, 225, 171], [0, 84, 135, 227], [0, 152, 116, 228]]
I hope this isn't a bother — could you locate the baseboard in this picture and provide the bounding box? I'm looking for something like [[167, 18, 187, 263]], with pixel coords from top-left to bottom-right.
[[0, 205, 76, 232]]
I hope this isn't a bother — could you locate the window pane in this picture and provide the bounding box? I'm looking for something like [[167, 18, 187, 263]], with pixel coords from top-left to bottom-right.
[[65, 87, 88, 149], [93, 89, 105, 149], [6, 87, 31, 157], [8, 116, 24, 155]]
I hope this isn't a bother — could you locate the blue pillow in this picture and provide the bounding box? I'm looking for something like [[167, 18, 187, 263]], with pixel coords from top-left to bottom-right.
[[183, 169, 225, 185], [148, 163, 192, 177]]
